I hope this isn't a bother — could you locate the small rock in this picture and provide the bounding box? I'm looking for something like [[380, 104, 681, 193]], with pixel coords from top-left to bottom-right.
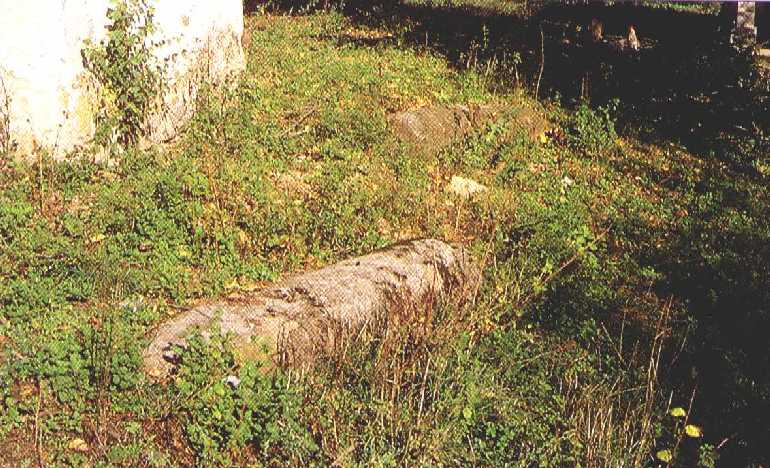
[[224, 375, 241, 388], [446, 176, 488, 199], [273, 170, 312, 197], [120, 296, 145, 313]]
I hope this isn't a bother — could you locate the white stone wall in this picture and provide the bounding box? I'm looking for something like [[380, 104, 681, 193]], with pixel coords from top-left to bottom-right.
[[0, 0, 245, 158]]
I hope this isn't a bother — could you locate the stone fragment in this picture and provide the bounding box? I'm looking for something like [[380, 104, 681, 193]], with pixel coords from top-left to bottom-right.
[[389, 104, 500, 155], [68, 438, 89, 453], [389, 103, 551, 155]]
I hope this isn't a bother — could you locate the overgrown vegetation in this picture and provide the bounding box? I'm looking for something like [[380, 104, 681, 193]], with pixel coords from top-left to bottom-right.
[[82, 0, 162, 149], [1, 1, 769, 466]]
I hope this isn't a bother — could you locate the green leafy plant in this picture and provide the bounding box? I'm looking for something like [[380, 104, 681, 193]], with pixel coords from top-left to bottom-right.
[[567, 100, 619, 159], [82, 0, 162, 148], [172, 328, 317, 464], [654, 405, 712, 467]]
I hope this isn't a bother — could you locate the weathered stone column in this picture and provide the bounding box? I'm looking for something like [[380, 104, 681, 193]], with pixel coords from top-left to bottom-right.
[[143, 239, 480, 379]]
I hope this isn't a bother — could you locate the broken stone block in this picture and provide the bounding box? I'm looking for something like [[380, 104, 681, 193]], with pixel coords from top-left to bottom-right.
[[389, 104, 500, 155], [389, 103, 551, 155]]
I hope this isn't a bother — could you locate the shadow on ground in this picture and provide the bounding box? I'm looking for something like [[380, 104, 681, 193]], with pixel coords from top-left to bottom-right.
[[318, 1, 770, 176]]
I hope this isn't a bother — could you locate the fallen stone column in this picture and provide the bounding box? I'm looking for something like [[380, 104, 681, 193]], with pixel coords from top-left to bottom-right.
[[143, 239, 479, 378]]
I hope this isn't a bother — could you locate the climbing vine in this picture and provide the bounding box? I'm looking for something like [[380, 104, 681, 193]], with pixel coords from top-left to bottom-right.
[[82, 0, 162, 148]]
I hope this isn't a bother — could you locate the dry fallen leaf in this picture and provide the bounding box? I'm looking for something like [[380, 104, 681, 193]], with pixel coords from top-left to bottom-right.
[[685, 424, 703, 438], [68, 437, 89, 452], [87, 234, 106, 245], [669, 407, 686, 418]]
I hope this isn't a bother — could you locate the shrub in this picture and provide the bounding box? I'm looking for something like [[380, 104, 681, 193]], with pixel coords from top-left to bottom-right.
[[567, 100, 619, 159]]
